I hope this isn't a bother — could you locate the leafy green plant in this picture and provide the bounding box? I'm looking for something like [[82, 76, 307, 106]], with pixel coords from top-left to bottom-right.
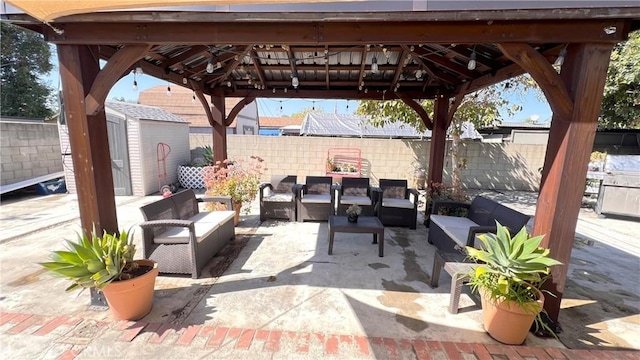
[[466, 222, 561, 305], [40, 229, 137, 292], [346, 204, 362, 217], [201, 145, 215, 166]]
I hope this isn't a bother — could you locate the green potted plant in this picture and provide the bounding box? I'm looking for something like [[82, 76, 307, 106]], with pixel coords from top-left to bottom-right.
[[40, 228, 158, 321], [465, 222, 561, 345]]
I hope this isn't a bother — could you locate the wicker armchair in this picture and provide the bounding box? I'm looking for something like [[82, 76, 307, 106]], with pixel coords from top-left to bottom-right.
[[259, 175, 297, 222], [334, 177, 377, 216], [295, 176, 335, 222], [377, 179, 419, 229]]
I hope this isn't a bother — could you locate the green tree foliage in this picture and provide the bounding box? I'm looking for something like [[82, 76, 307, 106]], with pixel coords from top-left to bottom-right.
[[1, 22, 54, 118], [600, 30, 640, 129], [357, 76, 538, 187]]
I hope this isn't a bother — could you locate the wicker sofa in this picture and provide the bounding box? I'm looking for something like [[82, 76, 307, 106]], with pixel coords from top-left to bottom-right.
[[138, 190, 235, 278], [428, 196, 531, 252]]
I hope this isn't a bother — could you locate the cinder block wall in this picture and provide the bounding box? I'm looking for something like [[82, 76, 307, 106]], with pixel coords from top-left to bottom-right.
[[1, 121, 63, 186], [191, 134, 546, 191]]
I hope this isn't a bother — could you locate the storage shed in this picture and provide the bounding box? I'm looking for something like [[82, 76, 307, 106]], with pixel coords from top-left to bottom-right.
[[59, 100, 190, 196]]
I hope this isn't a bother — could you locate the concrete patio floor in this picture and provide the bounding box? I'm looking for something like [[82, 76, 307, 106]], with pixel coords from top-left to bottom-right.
[[0, 189, 638, 359]]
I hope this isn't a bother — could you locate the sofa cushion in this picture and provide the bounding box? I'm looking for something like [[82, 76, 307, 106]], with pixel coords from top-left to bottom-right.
[[340, 195, 372, 206], [301, 194, 331, 204], [344, 187, 367, 197], [382, 198, 414, 209], [263, 193, 294, 202], [383, 186, 405, 199], [153, 211, 234, 244], [430, 215, 483, 249], [307, 183, 330, 194]]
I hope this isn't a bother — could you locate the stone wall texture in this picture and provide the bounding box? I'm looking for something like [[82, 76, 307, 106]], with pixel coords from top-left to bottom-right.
[[191, 134, 547, 191], [1, 121, 63, 187]]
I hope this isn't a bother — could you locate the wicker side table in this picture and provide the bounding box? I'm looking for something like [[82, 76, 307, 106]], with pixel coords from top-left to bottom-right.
[[430, 249, 478, 314]]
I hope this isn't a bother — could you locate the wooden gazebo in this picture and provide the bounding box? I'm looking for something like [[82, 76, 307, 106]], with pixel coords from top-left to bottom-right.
[[3, 0, 639, 326]]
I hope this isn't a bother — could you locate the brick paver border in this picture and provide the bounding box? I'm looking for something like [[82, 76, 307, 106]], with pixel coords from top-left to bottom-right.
[[2, 311, 639, 360]]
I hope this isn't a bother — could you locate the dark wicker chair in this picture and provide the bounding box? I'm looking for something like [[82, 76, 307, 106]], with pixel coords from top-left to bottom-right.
[[334, 177, 377, 216], [295, 176, 335, 222], [259, 175, 297, 222], [377, 179, 419, 229]]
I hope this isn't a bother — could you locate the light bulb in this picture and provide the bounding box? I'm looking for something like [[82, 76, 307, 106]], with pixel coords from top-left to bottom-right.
[[226, 81, 232, 87], [371, 57, 379, 73], [291, 76, 299, 88], [284, 87, 288, 93], [132, 80, 138, 91], [192, 94, 196, 103], [182, 77, 188, 85], [206, 59, 214, 73], [554, 47, 567, 67], [416, 70, 423, 79], [166, 86, 171, 96], [467, 51, 477, 71], [135, 63, 143, 75]]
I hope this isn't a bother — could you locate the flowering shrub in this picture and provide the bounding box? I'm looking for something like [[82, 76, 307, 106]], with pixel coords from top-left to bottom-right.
[[346, 203, 362, 216], [204, 156, 266, 207], [426, 182, 469, 216]]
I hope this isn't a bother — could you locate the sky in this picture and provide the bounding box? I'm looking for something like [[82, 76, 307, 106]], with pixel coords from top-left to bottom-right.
[[46, 58, 552, 123]]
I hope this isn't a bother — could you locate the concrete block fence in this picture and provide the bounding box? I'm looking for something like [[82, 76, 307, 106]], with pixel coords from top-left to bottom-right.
[[191, 134, 546, 192], [0, 121, 64, 187]]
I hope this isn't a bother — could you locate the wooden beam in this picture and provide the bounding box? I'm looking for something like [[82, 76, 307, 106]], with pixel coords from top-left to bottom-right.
[[58, 44, 117, 235], [287, 46, 300, 89], [209, 45, 252, 85], [250, 49, 267, 89], [222, 88, 436, 100], [414, 47, 475, 79], [390, 49, 409, 92], [211, 88, 228, 162], [448, 83, 470, 127], [358, 45, 368, 92], [325, 45, 330, 90], [226, 96, 256, 127], [165, 46, 208, 68], [497, 43, 574, 121], [190, 80, 214, 127], [44, 20, 630, 45], [85, 44, 151, 115], [532, 43, 613, 323], [398, 94, 433, 130], [401, 45, 455, 85], [428, 96, 449, 186]]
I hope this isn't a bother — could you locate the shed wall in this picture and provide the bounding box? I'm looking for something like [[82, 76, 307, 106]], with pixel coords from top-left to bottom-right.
[[137, 119, 190, 195]]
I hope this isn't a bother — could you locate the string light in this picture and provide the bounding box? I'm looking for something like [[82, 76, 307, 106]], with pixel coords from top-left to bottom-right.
[[192, 92, 196, 103], [468, 47, 477, 71], [206, 58, 215, 73], [132, 71, 138, 91], [166, 83, 171, 96], [554, 46, 568, 67], [135, 62, 144, 75], [182, 77, 188, 85], [371, 56, 379, 73]]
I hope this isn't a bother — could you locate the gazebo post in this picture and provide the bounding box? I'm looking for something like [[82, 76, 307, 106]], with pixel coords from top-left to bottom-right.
[[532, 43, 614, 323], [427, 96, 449, 186], [57, 44, 118, 235], [211, 88, 228, 163]]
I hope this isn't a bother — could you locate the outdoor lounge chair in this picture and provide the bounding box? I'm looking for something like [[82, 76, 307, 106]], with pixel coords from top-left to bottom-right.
[[334, 177, 377, 216], [259, 175, 297, 222], [377, 179, 419, 229], [295, 176, 335, 222]]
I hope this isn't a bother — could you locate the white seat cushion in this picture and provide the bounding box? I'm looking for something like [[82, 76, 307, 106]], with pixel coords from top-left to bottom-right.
[[430, 215, 484, 248], [301, 194, 331, 204], [154, 211, 234, 244], [263, 193, 294, 202], [382, 198, 414, 209], [340, 195, 372, 206]]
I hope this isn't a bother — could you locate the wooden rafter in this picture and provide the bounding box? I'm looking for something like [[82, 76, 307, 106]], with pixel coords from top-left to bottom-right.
[[165, 46, 208, 69], [417, 49, 475, 79], [390, 49, 408, 92], [358, 46, 368, 91], [226, 95, 257, 127], [325, 45, 330, 90], [209, 45, 252, 85], [249, 49, 267, 90], [287, 46, 299, 88], [398, 93, 433, 130], [221, 88, 433, 100], [401, 45, 454, 85], [189, 79, 215, 127]]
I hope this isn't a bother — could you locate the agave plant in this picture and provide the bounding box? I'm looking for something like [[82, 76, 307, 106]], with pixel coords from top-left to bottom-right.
[[466, 221, 562, 305], [40, 229, 137, 292]]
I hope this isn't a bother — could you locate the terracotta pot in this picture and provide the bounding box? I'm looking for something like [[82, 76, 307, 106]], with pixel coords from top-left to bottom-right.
[[479, 288, 544, 345], [101, 260, 158, 321], [233, 201, 242, 226]]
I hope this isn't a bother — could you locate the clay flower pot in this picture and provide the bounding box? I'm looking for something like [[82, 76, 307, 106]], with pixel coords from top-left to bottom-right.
[[101, 260, 158, 321], [479, 288, 544, 345]]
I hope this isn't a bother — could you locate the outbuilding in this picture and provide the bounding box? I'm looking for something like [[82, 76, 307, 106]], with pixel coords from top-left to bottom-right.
[[59, 100, 190, 196]]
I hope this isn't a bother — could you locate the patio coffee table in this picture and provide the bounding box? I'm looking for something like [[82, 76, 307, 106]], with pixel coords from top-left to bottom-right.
[[328, 216, 385, 257]]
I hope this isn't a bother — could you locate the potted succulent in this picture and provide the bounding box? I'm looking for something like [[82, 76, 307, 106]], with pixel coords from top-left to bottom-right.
[[465, 222, 561, 345], [346, 204, 362, 223], [40, 228, 158, 321]]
